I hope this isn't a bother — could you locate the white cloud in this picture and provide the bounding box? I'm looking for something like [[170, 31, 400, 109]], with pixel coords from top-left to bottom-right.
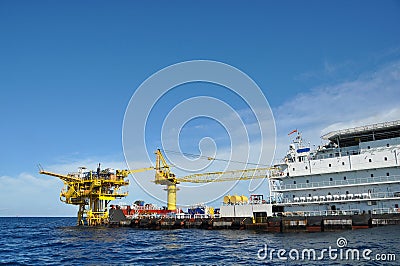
[[0, 173, 76, 217], [274, 60, 400, 158], [295, 59, 355, 81]]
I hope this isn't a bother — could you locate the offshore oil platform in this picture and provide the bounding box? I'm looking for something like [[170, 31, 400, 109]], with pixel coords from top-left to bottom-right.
[[39, 164, 149, 226], [41, 120, 400, 231], [40, 149, 271, 226]]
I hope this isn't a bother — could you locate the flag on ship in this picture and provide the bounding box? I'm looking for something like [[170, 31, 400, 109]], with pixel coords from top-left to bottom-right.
[[288, 129, 298, 135]]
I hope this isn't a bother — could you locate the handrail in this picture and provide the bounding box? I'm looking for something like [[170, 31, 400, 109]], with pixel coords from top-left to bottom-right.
[[281, 191, 400, 204], [274, 175, 400, 191]]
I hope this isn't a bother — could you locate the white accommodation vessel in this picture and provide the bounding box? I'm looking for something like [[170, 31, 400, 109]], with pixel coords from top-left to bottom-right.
[[269, 120, 400, 217]]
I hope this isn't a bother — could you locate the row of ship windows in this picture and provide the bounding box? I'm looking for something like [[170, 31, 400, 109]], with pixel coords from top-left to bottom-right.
[[317, 144, 391, 158], [292, 157, 389, 171], [293, 192, 354, 198], [292, 173, 391, 184], [367, 144, 391, 149]]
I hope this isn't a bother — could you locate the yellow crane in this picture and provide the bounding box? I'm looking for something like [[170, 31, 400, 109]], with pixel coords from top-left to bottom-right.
[[152, 149, 277, 211], [154, 149, 179, 211], [39, 165, 153, 226]]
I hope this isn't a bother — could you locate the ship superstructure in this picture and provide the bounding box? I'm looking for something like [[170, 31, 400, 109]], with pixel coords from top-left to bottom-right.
[[270, 120, 400, 216]]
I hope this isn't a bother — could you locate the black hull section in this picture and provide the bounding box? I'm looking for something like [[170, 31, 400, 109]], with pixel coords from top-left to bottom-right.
[[109, 212, 400, 231]]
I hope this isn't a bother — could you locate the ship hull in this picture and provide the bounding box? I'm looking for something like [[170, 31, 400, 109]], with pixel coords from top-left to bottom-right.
[[109, 209, 400, 231]]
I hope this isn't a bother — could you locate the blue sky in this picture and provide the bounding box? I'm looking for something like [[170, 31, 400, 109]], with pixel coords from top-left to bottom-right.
[[1, 1, 400, 216]]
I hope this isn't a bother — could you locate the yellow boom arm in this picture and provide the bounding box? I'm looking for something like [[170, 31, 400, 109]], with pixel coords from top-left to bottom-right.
[[177, 167, 276, 183]]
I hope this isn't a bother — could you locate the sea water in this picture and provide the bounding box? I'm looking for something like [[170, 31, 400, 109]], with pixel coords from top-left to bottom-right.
[[0, 217, 398, 265]]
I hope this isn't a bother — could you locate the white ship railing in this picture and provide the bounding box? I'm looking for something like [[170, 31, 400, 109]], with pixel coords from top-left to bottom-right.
[[280, 191, 400, 205], [322, 120, 400, 140], [312, 145, 398, 160], [314, 149, 360, 160], [372, 191, 400, 199], [283, 208, 400, 217], [371, 208, 400, 214], [284, 209, 361, 217], [175, 213, 192, 219], [273, 175, 400, 191], [193, 214, 212, 219]]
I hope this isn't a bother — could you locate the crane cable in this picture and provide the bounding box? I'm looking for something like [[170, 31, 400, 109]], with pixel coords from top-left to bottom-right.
[[160, 149, 271, 167]]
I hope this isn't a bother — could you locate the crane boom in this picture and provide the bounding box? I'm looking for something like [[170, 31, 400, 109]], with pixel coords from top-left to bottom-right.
[[116, 167, 154, 178], [177, 167, 276, 183], [39, 170, 82, 183]]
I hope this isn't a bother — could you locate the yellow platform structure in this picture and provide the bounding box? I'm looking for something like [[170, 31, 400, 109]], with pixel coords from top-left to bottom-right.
[[39, 165, 152, 226]]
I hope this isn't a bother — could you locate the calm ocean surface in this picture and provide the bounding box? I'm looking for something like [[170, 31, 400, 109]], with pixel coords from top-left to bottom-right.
[[0, 217, 398, 265]]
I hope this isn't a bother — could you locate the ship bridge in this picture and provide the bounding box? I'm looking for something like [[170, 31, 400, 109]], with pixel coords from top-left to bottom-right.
[[322, 120, 400, 148]]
